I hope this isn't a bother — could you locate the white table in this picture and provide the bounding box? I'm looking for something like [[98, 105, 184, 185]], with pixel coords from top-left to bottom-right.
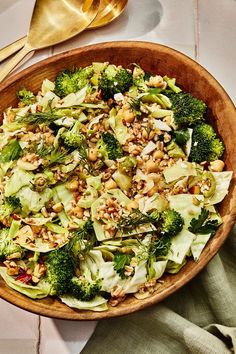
[[0, 1, 235, 353]]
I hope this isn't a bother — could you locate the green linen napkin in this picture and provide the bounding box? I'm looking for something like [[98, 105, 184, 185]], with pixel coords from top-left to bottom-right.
[[82, 226, 236, 354]]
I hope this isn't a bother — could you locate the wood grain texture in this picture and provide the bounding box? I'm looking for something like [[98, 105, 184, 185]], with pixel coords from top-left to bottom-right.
[[0, 41, 235, 320]]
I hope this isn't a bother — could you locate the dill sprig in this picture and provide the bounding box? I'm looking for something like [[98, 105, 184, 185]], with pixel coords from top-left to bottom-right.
[[66, 220, 96, 257], [37, 143, 53, 158], [17, 112, 59, 125], [43, 149, 68, 167], [77, 139, 95, 174], [118, 209, 155, 232]]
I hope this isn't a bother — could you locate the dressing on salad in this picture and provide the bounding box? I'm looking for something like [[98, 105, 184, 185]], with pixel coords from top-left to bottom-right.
[[0, 62, 232, 312]]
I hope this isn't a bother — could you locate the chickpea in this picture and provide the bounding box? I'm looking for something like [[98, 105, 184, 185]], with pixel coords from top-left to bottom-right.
[[153, 150, 164, 160], [73, 206, 84, 219], [67, 180, 79, 192], [145, 160, 159, 173], [52, 202, 64, 213], [123, 109, 135, 123], [210, 160, 225, 172], [127, 200, 139, 212], [147, 186, 159, 197], [104, 179, 117, 190], [88, 148, 98, 162]]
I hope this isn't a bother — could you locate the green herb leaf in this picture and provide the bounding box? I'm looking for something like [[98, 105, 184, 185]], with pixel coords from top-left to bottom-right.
[[151, 236, 171, 258], [113, 252, 133, 279], [0, 139, 22, 163], [188, 208, 219, 235]]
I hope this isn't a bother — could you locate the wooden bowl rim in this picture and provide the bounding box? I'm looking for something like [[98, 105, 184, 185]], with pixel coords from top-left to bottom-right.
[[0, 41, 235, 320]]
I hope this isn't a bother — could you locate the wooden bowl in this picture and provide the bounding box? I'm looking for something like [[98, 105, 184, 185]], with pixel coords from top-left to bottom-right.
[[0, 41, 236, 320]]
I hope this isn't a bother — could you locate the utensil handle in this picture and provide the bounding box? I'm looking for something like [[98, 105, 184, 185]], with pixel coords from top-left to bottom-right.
[[0, 37, 27, 63], [0, 45, 32, 83]]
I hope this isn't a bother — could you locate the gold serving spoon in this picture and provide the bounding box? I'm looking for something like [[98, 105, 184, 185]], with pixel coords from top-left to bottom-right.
[[0, 0, 128, 64], [0, 0, 100, 82]]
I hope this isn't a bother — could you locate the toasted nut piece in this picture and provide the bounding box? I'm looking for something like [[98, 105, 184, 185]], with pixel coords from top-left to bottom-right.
[[31, 225, 42, 234], [149, 130, 155, 140], [88, 148, 98, 162], [32, 276, 40, 283], [127, 200, 139, 211], [192, 196, 201, 206], [142, 129, 148, 139], [153, 150, 164, 160], [104, 179, 117, 190], [210, 160, 225, 172], [148, 173, 161, 183], [145, 160, 159, 173], [52, 202, 64, 213], [147, 186, 159, 197], [163, 115, 172, 125], [189, 185, 201, 194], [73, 206, 84, 219], [67, 180, 79, 192]]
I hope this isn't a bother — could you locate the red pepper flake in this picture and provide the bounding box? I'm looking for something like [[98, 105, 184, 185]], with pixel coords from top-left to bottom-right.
[[122, 119, 127, 126], [16, 273, 32, 284], [12, 213, 21, 220]]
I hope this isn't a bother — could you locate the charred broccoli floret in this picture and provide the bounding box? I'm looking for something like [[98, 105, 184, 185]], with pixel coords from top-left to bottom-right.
[[189, 123, 224, 163], [166, 140, 185, 158], [16, 88, 36, 105], [54, 67, 93, 98], [45, 248, 75, 296], [61, 120, 85, 148], [0, 196, 22, 221], [0, 228, 22, 258], [69, 276, 101, 301], [171, 129, 190, 146], [99, 66, 133, 99], [167, 92, 207, 128], [97, 132, 123, 160], [159, 209, 184, 237]]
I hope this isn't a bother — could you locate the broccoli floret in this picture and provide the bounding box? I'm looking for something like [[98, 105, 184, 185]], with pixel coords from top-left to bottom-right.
[[171, 129, 190, 146], [0, 139, 22, 163], [189, 123, 224, 163], [16, 88, 36, 105], [97, 132, 123, 160], [167, 92, 207, 128], [45, 248, 75, 296], [54, 67, 93, 98], [61, 120, 85, 148], [99, 68, 133, 99], [0, 196, 22, 221], [119, 156, 137, 174], [69, 276, 101, 301], [0, 228, 22, 258], [166, 140, 185, 158], [159, 209, 184, 237]]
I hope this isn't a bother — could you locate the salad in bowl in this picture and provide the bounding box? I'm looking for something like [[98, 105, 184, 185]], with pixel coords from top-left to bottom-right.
[[0, 61, 232, 312]]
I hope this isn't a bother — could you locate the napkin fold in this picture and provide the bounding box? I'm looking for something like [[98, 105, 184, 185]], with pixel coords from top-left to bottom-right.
[[82, 226, 236, 354]]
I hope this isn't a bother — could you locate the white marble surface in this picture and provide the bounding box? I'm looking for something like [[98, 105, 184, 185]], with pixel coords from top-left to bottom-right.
[[0, 1, 235, 353]]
